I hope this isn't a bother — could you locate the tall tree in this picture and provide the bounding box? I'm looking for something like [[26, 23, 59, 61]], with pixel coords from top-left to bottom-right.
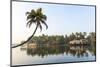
[[83, 32, 87, 38], [75, 32, 79, 40], [12, 8, 48, 48]]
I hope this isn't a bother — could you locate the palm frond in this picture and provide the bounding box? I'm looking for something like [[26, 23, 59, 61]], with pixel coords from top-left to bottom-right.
[[39, 24, 42, 32], [26, 8, 48, 30], [26, 12, 30, 15], [41, 19, 48, 29], [37, 8, 42, 13], [26, 21, 30, 27], [31, 9, 35, 14], [42, 15, 47, 20], [26, 9, 36, 20], [27, 14, 36, 20], [28, 21, 33, 28], [27, 15, 31, 20], [26, 19, 36, 27]]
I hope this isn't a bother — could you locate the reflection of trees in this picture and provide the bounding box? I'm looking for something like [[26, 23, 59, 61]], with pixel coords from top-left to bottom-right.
[[69, 46, 85, 58], [87, 45, 96, 56], [26, 45, 66, 58], [69, 47, 87, 58], [19, 32, 96, 58], [20, 44, 95, 58]]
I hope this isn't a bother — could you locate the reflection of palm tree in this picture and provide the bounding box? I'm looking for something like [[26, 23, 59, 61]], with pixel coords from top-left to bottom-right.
[[20, 45, 93, 58], [12, 8, 48, 48]]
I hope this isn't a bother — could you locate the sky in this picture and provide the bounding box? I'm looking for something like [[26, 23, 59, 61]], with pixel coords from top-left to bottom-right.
[[12, 1, 95, 44]]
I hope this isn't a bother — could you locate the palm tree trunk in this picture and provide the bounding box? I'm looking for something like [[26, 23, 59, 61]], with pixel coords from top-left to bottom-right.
[[12, 24, 38, 48]]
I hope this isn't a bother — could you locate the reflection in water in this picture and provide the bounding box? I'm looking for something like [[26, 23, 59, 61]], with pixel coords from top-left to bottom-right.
[[20, 44, 96, 58], [12, 44, 95, 66]]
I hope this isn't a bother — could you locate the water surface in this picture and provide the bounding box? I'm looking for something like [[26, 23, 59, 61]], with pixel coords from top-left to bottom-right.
[[12, 44, 95, 66]]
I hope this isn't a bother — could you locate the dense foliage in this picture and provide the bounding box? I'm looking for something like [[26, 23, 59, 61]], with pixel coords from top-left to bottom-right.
[[26, 32, 96, 45]]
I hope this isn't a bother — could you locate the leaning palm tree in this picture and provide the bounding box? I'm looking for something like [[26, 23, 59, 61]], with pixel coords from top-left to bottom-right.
[[12, 8, 48, 48]]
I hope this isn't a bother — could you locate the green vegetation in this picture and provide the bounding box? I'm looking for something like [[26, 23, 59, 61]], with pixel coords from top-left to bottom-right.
[[21, 32, 96, 58], [27, 32, 96, 46], [12, 8, 48, 48]]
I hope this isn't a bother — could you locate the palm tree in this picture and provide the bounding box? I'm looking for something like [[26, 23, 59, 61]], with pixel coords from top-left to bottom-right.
[[83, 32, 87, 38], [12, 8, 48, 48], [76, 32, 79, 40]]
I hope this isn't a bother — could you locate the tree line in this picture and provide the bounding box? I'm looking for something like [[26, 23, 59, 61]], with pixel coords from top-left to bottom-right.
[[26, 32, 96, 45]]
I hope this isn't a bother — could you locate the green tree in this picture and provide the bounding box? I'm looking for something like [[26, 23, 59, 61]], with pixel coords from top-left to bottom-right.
[[12, 8, 48, 48], [79, 32, 87, 39], [89, 32, 96, 45], [83, 32, 87, 38], [75, 32, 79, 40]]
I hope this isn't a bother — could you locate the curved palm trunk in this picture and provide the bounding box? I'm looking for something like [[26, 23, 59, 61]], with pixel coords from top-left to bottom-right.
[[12, 24, 38, 48]]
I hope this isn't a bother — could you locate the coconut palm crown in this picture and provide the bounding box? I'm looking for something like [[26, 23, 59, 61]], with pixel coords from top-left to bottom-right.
[[12, 8, 48, 48], [26, 8, 48, 30]]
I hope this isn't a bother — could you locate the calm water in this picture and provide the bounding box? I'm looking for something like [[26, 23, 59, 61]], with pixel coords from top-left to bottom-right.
[[12, 44, 95, 66]]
